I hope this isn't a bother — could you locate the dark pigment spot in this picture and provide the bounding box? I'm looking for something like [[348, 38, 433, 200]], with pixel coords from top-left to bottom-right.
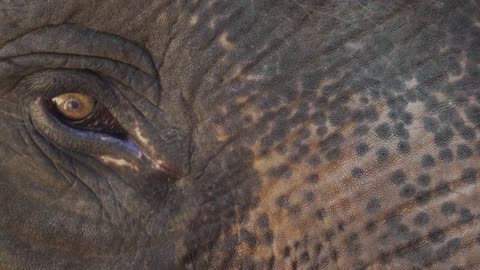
[[376, 147, 389, 162], [366, 198, 381, 213], [441, 201, 457, 216], [355, 143, 369, 156], [413, 212, 430, 226], [391, 169, 407, 185], [421, 154, 435, 168], [416, 174, 431, 187]]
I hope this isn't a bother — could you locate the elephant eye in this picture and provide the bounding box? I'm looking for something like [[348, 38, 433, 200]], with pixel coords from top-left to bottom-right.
[[48, 92, 127, 138], [52, 93, 95, 121]]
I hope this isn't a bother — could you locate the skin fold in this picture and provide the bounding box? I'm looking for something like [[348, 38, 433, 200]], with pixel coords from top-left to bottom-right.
[[0, 0, 479, 269]]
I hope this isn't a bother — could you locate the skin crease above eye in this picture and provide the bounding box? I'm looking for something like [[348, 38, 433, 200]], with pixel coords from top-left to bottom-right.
[[0, 1, 480, 270]]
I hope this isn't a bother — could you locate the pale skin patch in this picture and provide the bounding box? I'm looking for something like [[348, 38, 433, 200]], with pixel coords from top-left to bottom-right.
[[131, 124, 172, 171], [99, 155, 139, 171], [152, 159, 167, 171], [133, 124, 156, 158], [345, 41, 365, 51], [448, 53, 467, 83], [214, 126, 230, 143], [317, 70, 346, 91], [208, 15, 223, 29], [222, 64, 244, 82], [134, 125, 150, 145], [473, 19, 480, 28], [219, 32, 235, 50], [189, 15, 199, 26], [244, 74, 267, 82], [404, 77, 419, 89], [213, 105, 231, 143]]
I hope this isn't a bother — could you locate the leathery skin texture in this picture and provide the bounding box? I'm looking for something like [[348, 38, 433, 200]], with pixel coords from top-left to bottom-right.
[[0, 1, 480, 269]]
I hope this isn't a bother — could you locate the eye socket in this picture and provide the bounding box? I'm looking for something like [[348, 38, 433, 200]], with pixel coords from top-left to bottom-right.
[[52, 93, 96, 121]]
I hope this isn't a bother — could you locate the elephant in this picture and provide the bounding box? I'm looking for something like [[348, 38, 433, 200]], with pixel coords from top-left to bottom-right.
[[1, 0, 479, 269]]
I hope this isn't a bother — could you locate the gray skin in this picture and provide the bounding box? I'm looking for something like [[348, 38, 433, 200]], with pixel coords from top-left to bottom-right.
[[0, 0, 480, 269]]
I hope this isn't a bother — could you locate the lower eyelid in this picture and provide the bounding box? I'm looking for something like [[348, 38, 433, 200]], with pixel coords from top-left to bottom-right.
[[49, 99, 127, 138], [31, 98, 136, 157]]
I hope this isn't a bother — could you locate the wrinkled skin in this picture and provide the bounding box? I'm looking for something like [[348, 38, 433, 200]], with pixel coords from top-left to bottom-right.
[[1, 1, 480, 269]]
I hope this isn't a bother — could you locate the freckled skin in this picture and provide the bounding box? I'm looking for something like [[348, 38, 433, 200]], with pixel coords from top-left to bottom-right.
[[0, 1, 480, 269]]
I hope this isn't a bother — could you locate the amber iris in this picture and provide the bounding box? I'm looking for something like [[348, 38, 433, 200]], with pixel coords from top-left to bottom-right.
[[51, 93, 96, 121]]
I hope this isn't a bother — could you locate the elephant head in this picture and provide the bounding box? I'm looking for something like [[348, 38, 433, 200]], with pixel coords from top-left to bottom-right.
[[1, 1, 479, 269]]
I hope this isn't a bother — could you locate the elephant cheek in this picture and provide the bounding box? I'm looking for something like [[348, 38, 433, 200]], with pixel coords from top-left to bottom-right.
[[201, 93, 480, 269]]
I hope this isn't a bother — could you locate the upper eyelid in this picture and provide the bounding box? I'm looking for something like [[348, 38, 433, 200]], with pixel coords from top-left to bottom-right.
[[0, 25, 161, 105], [1, 53, 160, 106], [25, 70, 112, 101]]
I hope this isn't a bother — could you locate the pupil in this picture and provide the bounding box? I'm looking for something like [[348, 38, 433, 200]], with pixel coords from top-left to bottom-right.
[[66, 99, 80, 110]]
